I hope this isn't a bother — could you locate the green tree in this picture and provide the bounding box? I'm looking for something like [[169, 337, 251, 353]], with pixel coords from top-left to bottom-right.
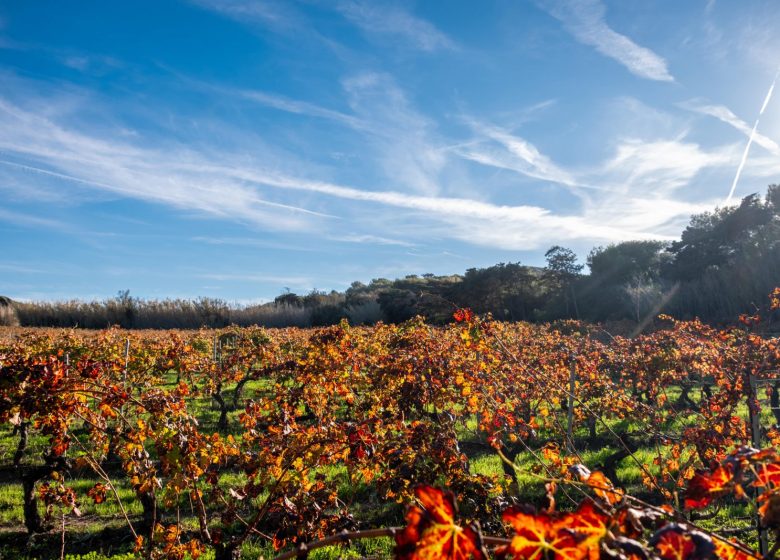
[[587, 241, 668, 284], [544, 246, 583, 318], [663, 193, 772, 281]]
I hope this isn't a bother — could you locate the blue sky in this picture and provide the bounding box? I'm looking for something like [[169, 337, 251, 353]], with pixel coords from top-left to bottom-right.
[[1, 0, 779, 302]]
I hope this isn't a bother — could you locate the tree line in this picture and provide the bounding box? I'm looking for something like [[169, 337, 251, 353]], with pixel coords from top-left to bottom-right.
[[4, 185, 780, 331]]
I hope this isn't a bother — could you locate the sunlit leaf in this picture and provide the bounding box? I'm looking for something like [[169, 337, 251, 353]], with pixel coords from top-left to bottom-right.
[[684, 465, 734, 509], [501, 501, 607, 560], [395, 486, 486, 560]]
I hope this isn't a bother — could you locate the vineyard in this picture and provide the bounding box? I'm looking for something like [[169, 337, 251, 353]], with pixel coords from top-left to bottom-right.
[[1, 291, 780, 560]]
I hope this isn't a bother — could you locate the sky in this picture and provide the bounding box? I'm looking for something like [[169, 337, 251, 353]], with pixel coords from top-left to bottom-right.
[[1, 0, 779, 303]]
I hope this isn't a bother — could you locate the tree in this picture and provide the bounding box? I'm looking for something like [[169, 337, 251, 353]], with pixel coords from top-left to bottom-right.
[[377, 289, 418, 323], [578, 241, 668, 322], [114, 289, 136, 327], [664, 193, 772, 281], [544, 246, 583, 318], [453, 263, 543, 321], [623, 274, 662, 324], [587, 241, 668, 284], [274, 291, 303, 307], [0, 296, 18, 327]]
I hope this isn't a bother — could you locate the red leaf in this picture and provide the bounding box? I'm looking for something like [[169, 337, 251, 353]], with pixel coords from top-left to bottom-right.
[[713, 538, 760, 560], [684, 465, 734, 509], [453, 309, 474, 323], [87, 483, 107, 504], [653, 529, 695, 560], [502, 501, 607, 560], [650, 525, 714, 560], [753, 461, 780, 489], [395, 486, 486, 560]]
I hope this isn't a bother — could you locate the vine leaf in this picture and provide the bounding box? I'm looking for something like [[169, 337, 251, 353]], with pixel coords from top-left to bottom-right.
[[713, 538, 761, 560], [571, 465, 624, 506], [649, 525, 713, 560], [753, 460, 780, 489], [395, 485, 486, 560], [684, 465, 734, 509], [500, 500, 607, 560]]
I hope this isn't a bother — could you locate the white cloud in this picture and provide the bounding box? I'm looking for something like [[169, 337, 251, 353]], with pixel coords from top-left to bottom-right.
[[598, 137, 736, 194], [538, 0, 674, 81], [337, 1, 456, 52], [0, 93, 673, 252], [218, 165, 686, 249], [192, 236, 320, 252], [680, 99, 780, 154], [327, 234, 416, 247], [189, 0, 299, 30], [0, 75, 742, 253], [237, 89, 365, 130], [448, 114, 737, 246], [341, 72, 446, 195], [0, 98, 331, 232], [0, 206, 70, 231], [453, 119, 580, 188], [0, 263, 48, 274], [197, 272, 313, 287]]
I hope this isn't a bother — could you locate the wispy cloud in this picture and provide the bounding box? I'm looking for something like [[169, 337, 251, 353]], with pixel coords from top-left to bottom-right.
[[154, 67, 368, 131], [680, 99, 780, 154], [538, 0, 673, 81], [337, 1, 456, 52], [327, 234, 416, 247], [2, 103, 673, 250], [725, 70, 779, 203], [453, 119, 581, 188], [0, 206, 70, 230], [219, 164, 685, 249], [237, 89, 365, 130], [597, 137, 735, 194], [341, 72, 446, 195], [0, 97, 332, 232], [201, 71, 456, 197], [0, 263, 48, 274], [189, 0, 301, 31], [448, 111, 736, 245], [187, 0, 347, 54], [59, 53, 122, 73], [197, 272, 313, 287], [192, 236, 320, 252], [0, 72, 741, 254]]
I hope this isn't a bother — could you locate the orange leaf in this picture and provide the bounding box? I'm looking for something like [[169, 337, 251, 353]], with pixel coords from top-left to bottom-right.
[[87, 483, 107, 504], [416, 485, 457, 525], [502, 507, 570, 560], [684, 465, 734, 509], [713, 538, 760, 560], [502, 501, 607, 560], [770, 287, 780, 310], [453, 309, 474, 323], [99, 403, 118, 419], [753, 461, 780, 488], [395, 486, 486, 560], [650, 525, 714, 560], [588, 471, 622, 505], [561, 501, 609, 548], [653, 529, 695, 560]]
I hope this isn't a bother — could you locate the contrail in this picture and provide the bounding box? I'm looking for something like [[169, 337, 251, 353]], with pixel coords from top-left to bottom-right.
[[725, 68, 779, 204]]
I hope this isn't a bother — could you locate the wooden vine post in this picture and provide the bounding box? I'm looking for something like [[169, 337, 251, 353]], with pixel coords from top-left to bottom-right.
[[566, 353, 576, 453], [748, 374, 769, 556]]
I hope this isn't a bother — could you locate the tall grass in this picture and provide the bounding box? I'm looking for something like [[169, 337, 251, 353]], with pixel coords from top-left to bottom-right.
[[0, 297, 19, 326], [11, 298, 319, 329]]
